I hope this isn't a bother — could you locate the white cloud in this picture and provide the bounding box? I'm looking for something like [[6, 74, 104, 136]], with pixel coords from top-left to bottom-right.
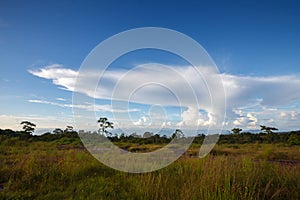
[[56, 97, 66, 101], [133, 116, 148, 126], [177, 107, 213, 127], [280, 112, 287, 118], [29, 64, 224, 129], [279, 110, 299, 120], [233, 113, 258, 128], [29, 64, 300, 130], [29, 64, 78, 91], [162, 121, 172, 127], [29, 64, 218, 107], [222, 74, 300, 107]]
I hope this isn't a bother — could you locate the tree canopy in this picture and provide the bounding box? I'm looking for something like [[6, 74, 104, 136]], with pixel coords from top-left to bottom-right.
[[20, 121, 36, 134], [97, 117, 114, 136], [260, 125, 278, 134], [232, 128, 242, 134]]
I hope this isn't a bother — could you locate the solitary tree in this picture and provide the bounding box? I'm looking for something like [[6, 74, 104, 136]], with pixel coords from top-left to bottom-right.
[[260, 125, 278, 134], [129, 132, 140, 138], [119, 133, 126, 140], [64, 126, 74, 133], [53, 128, 63, 134], [143, 131, 153, 138], [172, 129, 184, 139], [20, 121, 36, 134], [232, 128, 242, 134], [97, 117, 114, 136]]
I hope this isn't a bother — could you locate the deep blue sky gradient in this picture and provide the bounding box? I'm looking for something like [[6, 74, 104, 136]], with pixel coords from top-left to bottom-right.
[[1, 0, 300, 132]]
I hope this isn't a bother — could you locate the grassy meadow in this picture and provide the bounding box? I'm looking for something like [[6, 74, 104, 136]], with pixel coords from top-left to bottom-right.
[[0, 133, 299, 200]]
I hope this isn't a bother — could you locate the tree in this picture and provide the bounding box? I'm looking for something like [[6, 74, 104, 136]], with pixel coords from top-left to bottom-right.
[[20, 121, 36, 134], [53, 128, 63, 134], [232, 128, 242, 134], [260, 125, 278, 134], [97, 117, 114, 136], [120, 133, 126, 141], [172, 129, 184, 139], [143, 131, 153, 138], [64, 126, 74, 133], [129, 132, 140, 138]]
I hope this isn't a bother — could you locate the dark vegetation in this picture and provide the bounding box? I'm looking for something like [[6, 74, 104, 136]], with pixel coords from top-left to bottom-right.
[[1, 128, 299, 146]]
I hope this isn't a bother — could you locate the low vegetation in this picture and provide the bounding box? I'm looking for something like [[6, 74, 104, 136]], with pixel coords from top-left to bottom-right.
[[0, 127, 299, 199]]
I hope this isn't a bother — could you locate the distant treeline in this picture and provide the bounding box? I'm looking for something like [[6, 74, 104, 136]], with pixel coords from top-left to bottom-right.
[[0, 128, 300, 146]]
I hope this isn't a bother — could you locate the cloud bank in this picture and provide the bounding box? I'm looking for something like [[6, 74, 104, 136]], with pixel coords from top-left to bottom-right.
[[29, 64, 300, 131]]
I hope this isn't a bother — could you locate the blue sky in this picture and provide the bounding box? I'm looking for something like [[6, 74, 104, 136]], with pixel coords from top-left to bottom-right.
[[1, 0, 300, 134]]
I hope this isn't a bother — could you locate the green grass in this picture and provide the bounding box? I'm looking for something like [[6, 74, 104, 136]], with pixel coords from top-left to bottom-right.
[[0, 137, 299, 199]]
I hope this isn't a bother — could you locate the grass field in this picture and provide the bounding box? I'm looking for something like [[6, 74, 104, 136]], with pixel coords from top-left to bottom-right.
[[0, 136, 300, 199]]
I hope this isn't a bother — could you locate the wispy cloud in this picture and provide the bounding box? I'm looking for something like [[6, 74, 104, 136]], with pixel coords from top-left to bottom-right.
[[56, 97, 67, 101], [28, 99, 139, 113], [0, 114, 74, 132], [28, 64, 78, 91]]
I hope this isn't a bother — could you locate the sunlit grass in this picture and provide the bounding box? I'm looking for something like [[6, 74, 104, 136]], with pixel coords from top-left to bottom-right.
[[0, 138, 299, 199]]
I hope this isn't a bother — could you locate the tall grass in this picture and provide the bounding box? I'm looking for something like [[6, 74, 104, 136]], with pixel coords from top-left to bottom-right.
[[0, 139, 299, 199]]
